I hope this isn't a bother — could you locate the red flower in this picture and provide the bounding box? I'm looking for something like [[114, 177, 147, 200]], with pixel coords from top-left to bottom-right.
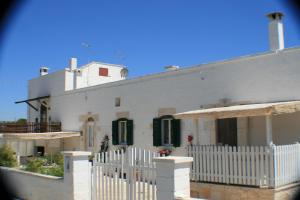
[[188, 135, 193, 142]]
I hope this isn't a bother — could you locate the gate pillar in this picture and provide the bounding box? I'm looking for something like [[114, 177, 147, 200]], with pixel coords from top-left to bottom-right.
[[63, 151, 92, 200], [153, 156, 193, 200]]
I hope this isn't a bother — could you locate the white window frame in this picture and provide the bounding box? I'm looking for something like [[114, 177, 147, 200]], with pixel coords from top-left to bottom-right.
[[161, 118, 172, 145], [87, 121, 94, 148], [118, 120, 127, 145]]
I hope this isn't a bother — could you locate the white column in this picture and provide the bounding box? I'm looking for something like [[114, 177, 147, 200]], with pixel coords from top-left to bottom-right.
[[63, 151, 92, 200], [193, 118, 200, 145], [153, 156, 193, 200], [266, 115, 273, 146]]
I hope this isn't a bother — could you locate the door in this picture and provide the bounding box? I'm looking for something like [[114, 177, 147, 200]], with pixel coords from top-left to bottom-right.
[[40, 105, 47, 123], [40, 105, 48, 132], [217, 118, 237, 146]]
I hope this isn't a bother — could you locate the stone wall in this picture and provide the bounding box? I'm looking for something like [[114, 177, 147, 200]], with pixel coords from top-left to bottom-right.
[[191, 182, 300, 200]]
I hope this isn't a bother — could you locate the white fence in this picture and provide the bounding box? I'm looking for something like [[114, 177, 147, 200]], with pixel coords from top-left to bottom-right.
[[92, 147, 160, 200], [187, 144, 300, 188]]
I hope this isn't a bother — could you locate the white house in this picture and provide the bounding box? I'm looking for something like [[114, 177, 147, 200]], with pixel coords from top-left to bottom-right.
[[7, 12, 300, 158]]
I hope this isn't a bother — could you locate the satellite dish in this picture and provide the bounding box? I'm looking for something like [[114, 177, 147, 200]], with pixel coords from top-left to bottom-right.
[[120, 68, 128, 78]]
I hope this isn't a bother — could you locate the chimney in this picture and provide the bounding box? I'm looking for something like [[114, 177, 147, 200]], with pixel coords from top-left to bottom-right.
[[70, 57, 77, 71], [165, 65, 179, 71], [39, 67, 49, 76], [267, 12, 284, 51]]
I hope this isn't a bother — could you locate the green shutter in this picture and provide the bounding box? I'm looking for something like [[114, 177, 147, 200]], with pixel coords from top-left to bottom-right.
[[112, 120, 119, 145], [153, 118, 162, 146], [126, 120, 134, 145], [171, 119, 181, 147]]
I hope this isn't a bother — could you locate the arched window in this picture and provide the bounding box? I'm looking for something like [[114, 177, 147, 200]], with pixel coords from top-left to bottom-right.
[[87, 117, 95, 148]]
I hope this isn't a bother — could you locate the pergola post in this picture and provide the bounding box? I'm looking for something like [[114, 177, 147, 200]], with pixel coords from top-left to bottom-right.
[[193, 118, 200, 145], [266, 115, 273, 146]]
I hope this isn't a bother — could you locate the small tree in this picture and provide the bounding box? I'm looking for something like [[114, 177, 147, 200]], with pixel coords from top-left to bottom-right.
[[0, 145, 17, 167], [16, 118, 27, 124]]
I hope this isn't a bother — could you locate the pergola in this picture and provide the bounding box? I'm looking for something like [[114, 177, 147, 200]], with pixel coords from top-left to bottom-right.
[[0, 131, 80, 157], [174, 100, 300, 146]]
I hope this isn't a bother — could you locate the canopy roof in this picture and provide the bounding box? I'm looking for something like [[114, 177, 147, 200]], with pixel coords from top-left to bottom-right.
[[0, 132, 80, 140], [174, 101, 300, 119]]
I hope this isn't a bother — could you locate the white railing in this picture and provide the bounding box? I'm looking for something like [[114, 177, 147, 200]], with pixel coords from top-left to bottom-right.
[[187, 144, 300, 188], [92, 147, 160, 200]]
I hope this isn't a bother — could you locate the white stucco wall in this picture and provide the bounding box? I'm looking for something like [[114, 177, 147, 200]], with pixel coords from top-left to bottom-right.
[[75, 62, 125, 89], [1, 167, 64, 200], [28, 47, 300, 155]]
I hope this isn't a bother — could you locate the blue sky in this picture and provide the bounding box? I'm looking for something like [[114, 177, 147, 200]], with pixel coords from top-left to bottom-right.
[[0, 0, 299, 121]]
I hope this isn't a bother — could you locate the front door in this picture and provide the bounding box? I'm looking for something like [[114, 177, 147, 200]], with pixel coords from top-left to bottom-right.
[[40, 105, 48, 132], [217, 118, 237, 146]]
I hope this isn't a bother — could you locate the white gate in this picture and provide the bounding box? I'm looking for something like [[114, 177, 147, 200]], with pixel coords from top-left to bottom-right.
[[92, 147, 160, 200]]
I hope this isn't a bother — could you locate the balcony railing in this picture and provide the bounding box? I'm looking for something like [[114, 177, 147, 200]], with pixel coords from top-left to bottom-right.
[[0, 122, 61, 133]]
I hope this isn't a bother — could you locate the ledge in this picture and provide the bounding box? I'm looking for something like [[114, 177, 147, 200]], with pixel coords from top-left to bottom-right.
[[0, 166, 63, 180], [62, 151, 91, 156], [153, 156, 193, 164]]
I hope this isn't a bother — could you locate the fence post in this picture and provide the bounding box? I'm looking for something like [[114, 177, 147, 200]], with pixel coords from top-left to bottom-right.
[[153, 156, 193, 200], [62, 151, 92, 200]]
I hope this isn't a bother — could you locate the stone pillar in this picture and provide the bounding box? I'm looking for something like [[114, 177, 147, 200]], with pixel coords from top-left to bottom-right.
[[63, 151, 92, 200], [153, 156, 193, 200]]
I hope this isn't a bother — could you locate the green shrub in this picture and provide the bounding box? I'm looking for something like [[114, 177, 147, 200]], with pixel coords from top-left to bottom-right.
[[43, 153, 64, 165], [42, 165, 64, 177], [25, 153, 64, 177], [25, 157, 47, 173], [0, 145, 17, 167]]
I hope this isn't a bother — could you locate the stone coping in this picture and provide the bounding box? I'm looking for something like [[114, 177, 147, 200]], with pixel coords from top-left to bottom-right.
[[153, 156, 193, 163], [62, 151, 92, 156], [0, 166, 63, 180]]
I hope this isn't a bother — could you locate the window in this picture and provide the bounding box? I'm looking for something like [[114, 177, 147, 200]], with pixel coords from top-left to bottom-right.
[[87, 123, 94, 148], [115, 97, 121, 107], [153, 116, 181, 147], [162, 118, 172, 145], [118, 121, 127, 144], [112, 118, 133, 145], [99, 67, 109, 76], [87, 118, 95, 148]]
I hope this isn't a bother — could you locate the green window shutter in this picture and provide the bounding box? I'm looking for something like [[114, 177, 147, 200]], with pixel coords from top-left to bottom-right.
[[171, 119, 181, 147], [126, 120, 134, 145], [153, 118, 162, 146], [112, 120, 119, 145]]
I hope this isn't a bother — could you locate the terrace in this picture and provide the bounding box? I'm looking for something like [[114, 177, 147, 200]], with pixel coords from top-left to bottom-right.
[[0, 122, 61, 133]]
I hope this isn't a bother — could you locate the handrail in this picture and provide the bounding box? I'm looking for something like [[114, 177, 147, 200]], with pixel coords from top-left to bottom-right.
[[0, 122, 61, 133]]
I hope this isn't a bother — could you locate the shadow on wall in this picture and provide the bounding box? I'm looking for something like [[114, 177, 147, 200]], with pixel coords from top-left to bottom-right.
[[0, 169, 17, 200]]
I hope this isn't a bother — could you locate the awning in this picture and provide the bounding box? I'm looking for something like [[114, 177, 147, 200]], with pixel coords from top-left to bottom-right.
[[0, 132, 80, 140], [174, 101, 300, 119], [15, 95, 50, 111]]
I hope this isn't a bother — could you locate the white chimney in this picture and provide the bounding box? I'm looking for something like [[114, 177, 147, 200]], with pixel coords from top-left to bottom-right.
[[267, 12, 284, 51], [39, 67, 49, 76], [70, 57, 77, 71]]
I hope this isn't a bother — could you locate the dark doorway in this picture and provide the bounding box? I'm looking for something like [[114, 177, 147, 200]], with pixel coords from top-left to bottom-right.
[[35, 146, 45, 156], [217, 118, 237, 146], [40, 105, 47, 123]]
